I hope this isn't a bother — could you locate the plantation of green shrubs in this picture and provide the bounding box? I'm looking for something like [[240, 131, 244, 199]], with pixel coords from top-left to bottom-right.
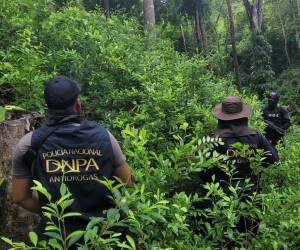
[[1, 0, 300, 249]]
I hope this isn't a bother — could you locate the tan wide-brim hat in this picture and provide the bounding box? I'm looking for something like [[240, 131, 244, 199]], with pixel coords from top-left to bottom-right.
[[213, 96, 252, 121]]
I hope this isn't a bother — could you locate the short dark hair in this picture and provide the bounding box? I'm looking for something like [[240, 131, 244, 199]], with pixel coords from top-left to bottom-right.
[[44, 76, 81, 109]]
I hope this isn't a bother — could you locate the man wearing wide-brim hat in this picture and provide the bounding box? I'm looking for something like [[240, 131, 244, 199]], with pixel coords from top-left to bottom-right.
[[199, 96, 278, 236]]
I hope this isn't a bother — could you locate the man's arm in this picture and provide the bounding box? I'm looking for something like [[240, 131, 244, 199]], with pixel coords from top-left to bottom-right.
[[11, 132, 40, 213], [11, 178, 40, 213], [108, 130, 133, 187], [259, 134, 279, 165], [113, 162, 132, 187]]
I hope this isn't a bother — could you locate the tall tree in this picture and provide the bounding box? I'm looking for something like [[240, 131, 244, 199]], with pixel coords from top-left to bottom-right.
[[181, 0, 209, 54], [180, 24, 188, 53], [144, 0, 156, 35], [226, 0, 241, 91], [243, 0, 263, 34], [195, 2, 208, 55]]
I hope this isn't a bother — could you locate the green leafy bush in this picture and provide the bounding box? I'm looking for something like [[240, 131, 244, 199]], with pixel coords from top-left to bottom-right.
[[256, 126, 300, 249], [276, 67, 300, 124]]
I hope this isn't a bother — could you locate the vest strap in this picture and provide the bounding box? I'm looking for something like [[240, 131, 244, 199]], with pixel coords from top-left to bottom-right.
[[24, 125, 59, 168]]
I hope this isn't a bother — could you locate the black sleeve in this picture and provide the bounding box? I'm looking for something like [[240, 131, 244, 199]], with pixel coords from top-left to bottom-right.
[[257, 133, 279, 165], [280, 108, 291, 130]]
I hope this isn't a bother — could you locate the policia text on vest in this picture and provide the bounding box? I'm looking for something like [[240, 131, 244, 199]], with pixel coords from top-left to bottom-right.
[[42, 148, 103, 183]]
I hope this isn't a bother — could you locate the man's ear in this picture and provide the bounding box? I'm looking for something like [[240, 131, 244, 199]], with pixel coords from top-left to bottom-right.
[[75, 98, 81, 112]]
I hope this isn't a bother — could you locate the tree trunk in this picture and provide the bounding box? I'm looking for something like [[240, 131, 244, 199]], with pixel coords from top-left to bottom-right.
[[195, 4, 208, 56], [297, 0, 300, 17], [226, 0, 242, 92], [281, 22, 291, 66], [143, 0, 156, 36], [103, 0, 110, 18], [0, 111, 42, 248], [243, 0, 264, 34], [180, 25, 187, 53], [198, 7, 208, 56], [192, 19, 198, 51], [256, 0, 263, 33], [195, 8, 202, 48], [275, 0, 291, 65]]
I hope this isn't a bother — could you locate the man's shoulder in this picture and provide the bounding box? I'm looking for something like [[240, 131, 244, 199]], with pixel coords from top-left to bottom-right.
[[82, 120, 105, 128], [277, 106, 288, 113], [19, 131, 33, 145], [15, 131, 33, 155], [81, 120, 112, 138], [236, 132, 261, 141]]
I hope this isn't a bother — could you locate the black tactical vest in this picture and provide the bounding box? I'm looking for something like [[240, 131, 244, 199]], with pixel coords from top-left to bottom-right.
[[213, 131, 273, 193], [263, 106, 285, 127], [216, 133, 261, 179], [31, 120, 115, 233]]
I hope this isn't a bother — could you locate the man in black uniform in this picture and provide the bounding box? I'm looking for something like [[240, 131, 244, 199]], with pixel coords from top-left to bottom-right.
[[198, 96, 278, 238], [11, 76, 132, 246], [263, 92, 291, 146], [212, 96, 278, 190]]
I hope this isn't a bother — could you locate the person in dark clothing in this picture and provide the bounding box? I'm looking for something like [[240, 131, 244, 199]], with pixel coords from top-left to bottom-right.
[[11, 76, 132, 248], [210, 96, 278, 186], [263, 92, 291, 146], [197, 96, 278, 240]]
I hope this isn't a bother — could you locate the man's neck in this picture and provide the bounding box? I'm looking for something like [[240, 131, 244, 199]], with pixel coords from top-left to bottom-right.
[[45, 107, 80, 126]]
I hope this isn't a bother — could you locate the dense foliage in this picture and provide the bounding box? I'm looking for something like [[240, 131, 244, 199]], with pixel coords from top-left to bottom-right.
[[1, 0, 300, 249], [276, 67, 300, 124]]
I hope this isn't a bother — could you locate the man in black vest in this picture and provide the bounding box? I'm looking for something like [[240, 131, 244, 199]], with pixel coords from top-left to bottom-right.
[[11, 76, 132, 241], [263, 92, 291, 146], [211, 96, 278, 189], [198, 96, 278, 239]]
